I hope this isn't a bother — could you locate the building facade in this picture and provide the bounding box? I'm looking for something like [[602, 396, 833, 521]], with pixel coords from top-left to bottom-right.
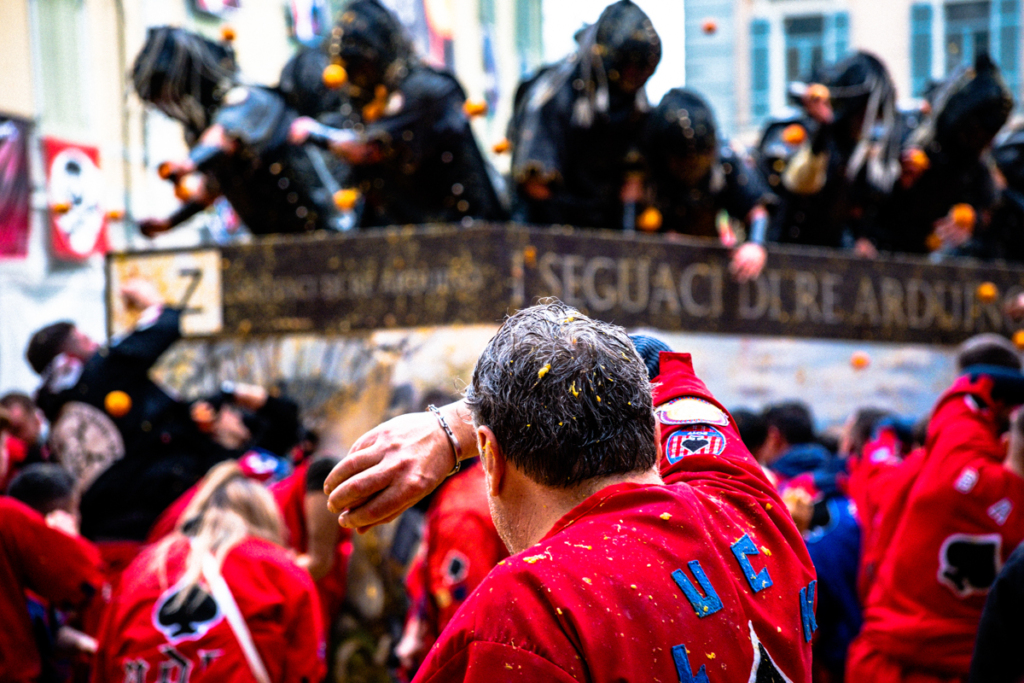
[[683, 0, 1021, 140]]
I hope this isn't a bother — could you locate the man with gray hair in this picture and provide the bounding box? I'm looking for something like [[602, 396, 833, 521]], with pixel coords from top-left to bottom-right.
[[326, 302, 815, 681]]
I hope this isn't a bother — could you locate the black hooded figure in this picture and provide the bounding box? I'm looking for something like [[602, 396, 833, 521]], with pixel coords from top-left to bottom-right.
[[278, 46, 344, 119], [881, 53, 1013, 255], [132, 27, 350, 237], [983, 128, 1024, 261], [642, 89, 774, 280], [507, 0, 661, 230], [644, 89, 774, 236], [757, 51, 901, 252], [290, 0, 505, 228]]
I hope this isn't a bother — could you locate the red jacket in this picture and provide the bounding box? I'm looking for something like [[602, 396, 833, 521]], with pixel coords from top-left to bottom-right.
[[847, 426, 921, 601], [0, 497, 104, 683], [856, 373, 1024, 675], [270, 461, 352, 628], [406, 462, 508, 655], [93, 536, 325, 683], [412, 353, 815, 682]]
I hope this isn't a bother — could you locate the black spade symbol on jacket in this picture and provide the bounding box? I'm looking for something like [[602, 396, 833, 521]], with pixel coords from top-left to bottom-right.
[[942, 538, 1000, 595], [682, 437, 709, 453], [156, 585, 221, 640]]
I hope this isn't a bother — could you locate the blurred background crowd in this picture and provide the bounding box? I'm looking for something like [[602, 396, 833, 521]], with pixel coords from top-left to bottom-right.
[[4, 281, 1024, 683], [4, 0, 1024, 680]]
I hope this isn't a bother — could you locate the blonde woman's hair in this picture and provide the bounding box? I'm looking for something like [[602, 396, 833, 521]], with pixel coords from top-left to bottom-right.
[[151, 461, 285, 609]]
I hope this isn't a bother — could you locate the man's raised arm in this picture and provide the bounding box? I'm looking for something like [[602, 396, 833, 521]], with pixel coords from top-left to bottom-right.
[[324, 401, 478, 531]]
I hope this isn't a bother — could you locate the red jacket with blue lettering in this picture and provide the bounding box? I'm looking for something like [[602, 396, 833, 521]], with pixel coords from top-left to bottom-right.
[[411, 353, 815, 683], [92, 536, 325, 683], [854, 373, 1024, 676]]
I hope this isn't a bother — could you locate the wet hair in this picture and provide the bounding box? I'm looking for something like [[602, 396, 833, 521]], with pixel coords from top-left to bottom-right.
[[7, 464, 76, 516], [26, 322, 75, 375], [732, 409, 768, 454], [648, 88, 718, 159], [993, 127, 1024, 192], [594, 0, 662, 77], [132, 26, 237, 137], [278, 46, 341, 117], [957, 334, 1021, 372], [819, 51, 901, 191], [419, 388, 461, 412], [305, 456, 340, 492], [912, 417, 929, 449], [0, 392, 36, 414], [921, 52, 1013, 159], [847, 407, 892, 457], [152, 461, 284, 608], [465, 301, 656, 488], [333, 0, 412, 91], [763, 401, 815, 445], [933, 52, 1011, 156]]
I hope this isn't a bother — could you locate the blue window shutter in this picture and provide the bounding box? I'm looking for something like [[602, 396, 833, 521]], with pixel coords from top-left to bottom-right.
[[832, 12, 850, 61], [751, 19, 771, 122], [911, 4, 933, 97], [998, 0, 1020, 98]]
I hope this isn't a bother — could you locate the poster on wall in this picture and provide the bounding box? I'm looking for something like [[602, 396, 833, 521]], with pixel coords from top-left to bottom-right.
[[0, 116, 31, 259], [191, 0, 240, 18], [380, 0, 452, 69], [42, 137, 109, 261], [287, 0, 331, 46]]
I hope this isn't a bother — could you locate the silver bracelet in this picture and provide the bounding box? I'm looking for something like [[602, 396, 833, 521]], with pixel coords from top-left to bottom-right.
[[427, 404, 463, 477]]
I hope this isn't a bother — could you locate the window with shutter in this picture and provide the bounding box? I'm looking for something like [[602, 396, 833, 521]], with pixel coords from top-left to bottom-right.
[[751, 19, 771, 123], [911, 4, 933, 97]]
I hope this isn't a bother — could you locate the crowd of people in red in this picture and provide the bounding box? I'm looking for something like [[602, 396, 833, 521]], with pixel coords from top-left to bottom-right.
[[3, 291, 1024, 683]]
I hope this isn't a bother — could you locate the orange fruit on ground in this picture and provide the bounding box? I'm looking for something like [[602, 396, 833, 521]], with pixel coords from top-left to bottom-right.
[[157, 162, 174, 180], [951, 203, 976, 231], [1014, 330, 1024, 350], [322, 63, 347, 89], [107, 209, 125, 221], [220, 25, 236, 42], [702, 19, 718, 34], [851, 351, 871, 370], [104, 390, 132, 418], [976, 282, 999, 304], [51, 202, 71, 214], [492, 138, 511, 154], [637, 207, 663, 232]]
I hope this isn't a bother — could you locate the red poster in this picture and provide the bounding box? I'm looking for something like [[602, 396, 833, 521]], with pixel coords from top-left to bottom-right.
[[0, 116, 32, 258], [42, 137, 109, 261]]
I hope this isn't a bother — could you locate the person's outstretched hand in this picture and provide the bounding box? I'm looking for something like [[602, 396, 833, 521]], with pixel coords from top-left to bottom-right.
[[730, 242, 767, 282], [324, 402, 474, 532], [120, 278, 163, 311]]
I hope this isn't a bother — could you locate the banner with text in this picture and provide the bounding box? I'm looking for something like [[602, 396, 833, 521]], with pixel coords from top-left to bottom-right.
[[107, 225, 1024, 345]]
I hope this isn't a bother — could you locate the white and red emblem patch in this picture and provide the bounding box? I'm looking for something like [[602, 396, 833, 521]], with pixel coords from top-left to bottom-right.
[[656, 397, 730, 427], [665, 426, 726, 463]]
